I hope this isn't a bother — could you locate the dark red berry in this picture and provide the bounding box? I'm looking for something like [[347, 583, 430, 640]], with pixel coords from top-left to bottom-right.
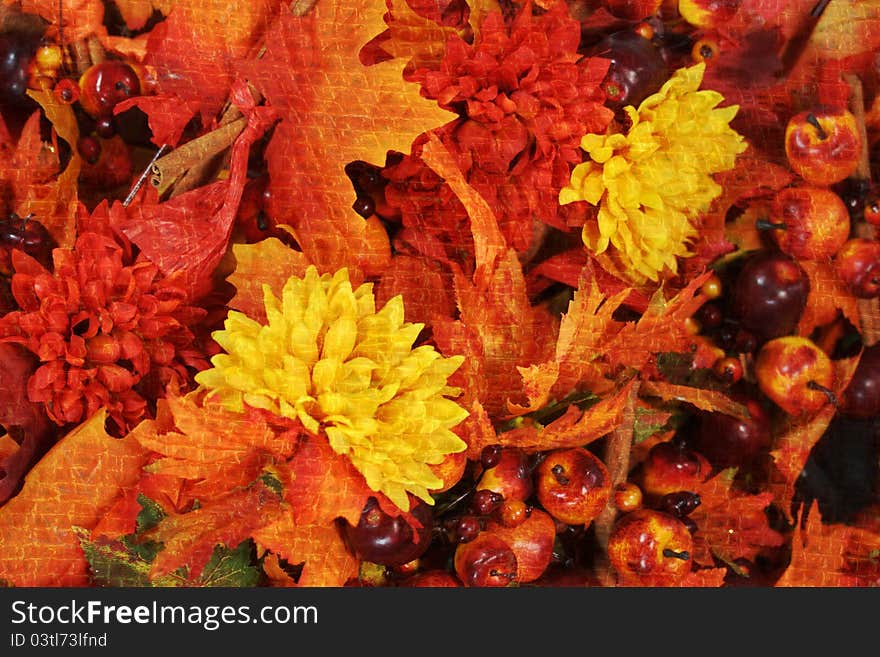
[[0, 214, 57, 276], [455, 515, 482, 543], [480, 444, 503, 470], [77, 135, 101, 164], [658, 491, 701, 518], [341, 497, 434, 567], [471, 489, 503, 516]]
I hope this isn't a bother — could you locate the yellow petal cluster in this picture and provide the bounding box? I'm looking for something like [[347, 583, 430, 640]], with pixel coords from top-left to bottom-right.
[[559, 62, 748, 283], [195, 266, 468, 510]]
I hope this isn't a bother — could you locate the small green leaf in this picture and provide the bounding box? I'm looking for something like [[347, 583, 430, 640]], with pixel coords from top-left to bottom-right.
[[198, 540, 261, 587], [135, 494, 166, 534]]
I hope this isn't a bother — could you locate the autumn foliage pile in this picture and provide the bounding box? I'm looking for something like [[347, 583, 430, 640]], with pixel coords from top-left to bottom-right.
[[0, 0, 879, 588]]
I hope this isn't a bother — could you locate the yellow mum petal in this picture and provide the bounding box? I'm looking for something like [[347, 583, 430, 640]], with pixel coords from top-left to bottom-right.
[[195, 265, 469, 512], [563, 62, 747, 283]]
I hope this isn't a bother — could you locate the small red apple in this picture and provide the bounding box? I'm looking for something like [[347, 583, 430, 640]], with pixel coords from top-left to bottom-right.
[[784, 106, 863, 186], [476, 446, 533, 503], [534, 447, 611, 526], [613, 482, 643, 513], [607, 509, 695, 586], [639, 441, 712, 499], [397, 569, 462, 587], [754, 336, 836, 417], [835, 238, 880, 299], [484, 507, 557, 584], [453, 533, 518, 587], [764, 185, 851, 261]]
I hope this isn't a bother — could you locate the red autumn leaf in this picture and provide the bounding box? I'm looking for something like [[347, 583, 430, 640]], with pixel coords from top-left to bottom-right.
[[146, 480, 283, 580], [252, 514, 359, 587], [239, 0, 457, 279], [373, 253, 457, 327], [0, 409, 150, 586], [143, 0, 285, 121], [111, 81, 277, 300], [775, 503, 862, 587], [690, 469, 786, 571]]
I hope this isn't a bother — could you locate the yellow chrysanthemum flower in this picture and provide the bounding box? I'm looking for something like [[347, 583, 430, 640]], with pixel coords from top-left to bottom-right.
[[559, 62, 748, 283], [194, 266, 469, 511]]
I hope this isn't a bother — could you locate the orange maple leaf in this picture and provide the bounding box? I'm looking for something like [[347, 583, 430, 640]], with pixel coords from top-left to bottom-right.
[[240, 1, 457, 279], [226, 237, 313, 323], [131, 392, 299, 506], [253, 513, 359, 587], [775, 503, 863, 587], [146, 481, 284, 580], [0, 409, 150, 586], [796, 260, 861, 339], [690, 469, 785, 571]]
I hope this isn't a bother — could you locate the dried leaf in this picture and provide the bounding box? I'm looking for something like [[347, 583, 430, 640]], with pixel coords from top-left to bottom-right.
[[639, 381, 750, 421]]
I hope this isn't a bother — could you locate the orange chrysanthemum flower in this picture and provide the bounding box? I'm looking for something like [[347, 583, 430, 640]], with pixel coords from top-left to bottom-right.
[[0, 232, 209, 432]]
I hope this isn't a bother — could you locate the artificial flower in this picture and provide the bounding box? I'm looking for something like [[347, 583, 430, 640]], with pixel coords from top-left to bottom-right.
[[0, 232, 208, 432], [559, 62, 748, 283], [410, 0, 613, 251], [195, 266, 469, 511]]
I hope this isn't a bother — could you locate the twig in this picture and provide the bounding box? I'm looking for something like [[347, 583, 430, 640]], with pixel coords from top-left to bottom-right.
[[592, 378, 640, 587]]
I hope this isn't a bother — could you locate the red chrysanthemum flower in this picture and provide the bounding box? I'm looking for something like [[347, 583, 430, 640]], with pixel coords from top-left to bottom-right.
[[410, 0, 614, 251], [0, 232, 209, 433]]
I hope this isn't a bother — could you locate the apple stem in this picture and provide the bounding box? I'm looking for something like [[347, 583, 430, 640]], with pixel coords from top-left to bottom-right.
[[777, 0, 833, 78], [755, 218, 787, 231], [807, 380, 838, 406], [805, 113, 828, 140], [662, 548, 691, 561]]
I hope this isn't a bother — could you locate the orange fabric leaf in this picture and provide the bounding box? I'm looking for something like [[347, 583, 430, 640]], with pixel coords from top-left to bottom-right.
[[147, 482, 283, 580], [639, 381, 750, 421], [690, 470, 785, 570], [0, 409, 151, 586], [252, 513, 359, 587], [797, 259, 862, 338], [133, 393, 298, 505], [286, 434, 382, 527], [372, 0, 460, 69], [775, 504, 862, 587], [227, 238, 313, 323], [373, 253, 457, 327], [604, 271, 714, 372], [493, 378, 636, 453], [240, 2, 456, 278]]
